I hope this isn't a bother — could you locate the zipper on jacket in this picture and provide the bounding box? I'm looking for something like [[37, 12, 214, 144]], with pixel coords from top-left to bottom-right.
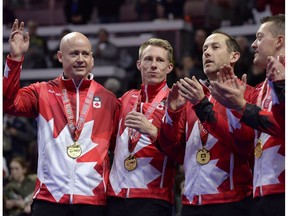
[[75, 83, 81, 121]]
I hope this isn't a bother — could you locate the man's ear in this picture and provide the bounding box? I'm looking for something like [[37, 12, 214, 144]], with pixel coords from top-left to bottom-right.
[[276, 35, 285, 49], [166, 63, 174, 74], [231, 51, 240, 64], [136, 60, 141, 70], [57, 51, 63, 63], [91, 56, 94, 71]]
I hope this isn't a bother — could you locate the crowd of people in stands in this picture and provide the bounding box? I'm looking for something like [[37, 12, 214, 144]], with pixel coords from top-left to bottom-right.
[[4, 0, 284, 28]]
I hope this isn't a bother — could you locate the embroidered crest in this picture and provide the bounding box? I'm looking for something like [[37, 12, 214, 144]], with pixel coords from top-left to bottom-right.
[[93, 96, 101, 108]]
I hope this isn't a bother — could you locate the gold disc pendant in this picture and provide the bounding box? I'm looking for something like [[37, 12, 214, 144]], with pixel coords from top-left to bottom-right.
[[67, 142, 82, 159], [254, 140, 263, 159], [196, 147, 210, 165], [124, 155, 137, 171]]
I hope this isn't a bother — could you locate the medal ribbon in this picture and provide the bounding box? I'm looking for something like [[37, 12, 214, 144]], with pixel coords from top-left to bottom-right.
[[61, 81, 96, 141], [255, 78, 272, 143], [128, 85, 169, 153], [198, 120, 208, 147], [256, 78, 272, 110], [198, 95, 215, 147]]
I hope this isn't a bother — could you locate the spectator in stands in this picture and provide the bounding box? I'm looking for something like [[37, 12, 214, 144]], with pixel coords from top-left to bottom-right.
[[3, 114, 37, 165], [50, 28, 71, 68], [173, 54, 206, 81], [3, 157, 10, 186], [255, 0, 285, 15], [63, 0, 94, 24], [190, 28, 208, 70], [3, 156, 36, 216], [104, 78, 123, 98], [22, 20, 49, 69], [93, 28, 119, 66]]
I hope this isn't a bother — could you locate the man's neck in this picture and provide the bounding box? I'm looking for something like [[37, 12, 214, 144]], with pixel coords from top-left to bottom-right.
[[207, 73, 217, 82]]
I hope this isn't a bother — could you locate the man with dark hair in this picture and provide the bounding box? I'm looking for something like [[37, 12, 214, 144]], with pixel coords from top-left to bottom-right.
[[158, 31, 254, 216]]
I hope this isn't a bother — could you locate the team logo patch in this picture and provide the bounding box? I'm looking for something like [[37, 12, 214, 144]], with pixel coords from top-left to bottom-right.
[[157, 101, 165, 110], [93, 96, 101, 108]]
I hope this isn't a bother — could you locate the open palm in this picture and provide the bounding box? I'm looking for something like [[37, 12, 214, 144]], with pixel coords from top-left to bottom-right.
[[9, 19, 30, 59]]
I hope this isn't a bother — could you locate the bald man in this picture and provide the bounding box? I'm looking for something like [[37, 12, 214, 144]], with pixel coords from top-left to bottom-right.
[[3, 19, 120, 216]]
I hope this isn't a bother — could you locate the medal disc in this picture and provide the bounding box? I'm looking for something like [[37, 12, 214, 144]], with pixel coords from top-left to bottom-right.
[[124, 155, 137, 171], [254, 140, 263, 159], [67, 142, 82, 159], [196, 148, 210, 165]]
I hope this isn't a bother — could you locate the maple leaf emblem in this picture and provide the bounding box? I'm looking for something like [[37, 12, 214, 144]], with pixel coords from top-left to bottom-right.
[[253, 133, 285, 192], [109, 119, 161, 195], [36, 115, 101, 202], [183, 121, 228, 203]]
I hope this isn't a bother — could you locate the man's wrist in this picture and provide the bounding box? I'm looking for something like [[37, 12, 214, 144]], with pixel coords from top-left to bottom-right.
[[235, 100, 247, 113], [9, 53, 23, 61]]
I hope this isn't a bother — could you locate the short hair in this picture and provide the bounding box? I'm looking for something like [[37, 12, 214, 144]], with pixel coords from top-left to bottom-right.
[[261, 14, 285, 37], [138, 38, 174, 64], [211, 30, 241, 54]]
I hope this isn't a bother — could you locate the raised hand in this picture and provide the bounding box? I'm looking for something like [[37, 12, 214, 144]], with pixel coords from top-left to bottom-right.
[[266, 55, 285, 81], [125, 111, 158, 141], [210, 74, 247, 111], [177, 76, 205, 105], [167, 83, 186, 111], [9, 19, 30, 60], [217, 64, 236, 83]]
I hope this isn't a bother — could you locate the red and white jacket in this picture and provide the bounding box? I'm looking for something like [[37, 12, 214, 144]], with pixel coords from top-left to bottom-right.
[[230, 79, 285, 198], [159, 86, 254, 205], [3, 57, 120, 205], [107, 81, 176, 203]]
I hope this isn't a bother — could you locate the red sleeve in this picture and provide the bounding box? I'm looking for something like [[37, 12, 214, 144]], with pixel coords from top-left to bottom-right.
[[158, 106, 186, 165], [240, 103, 284, 138], [239, 83, 285, 138], [3, 57, 39, 118]]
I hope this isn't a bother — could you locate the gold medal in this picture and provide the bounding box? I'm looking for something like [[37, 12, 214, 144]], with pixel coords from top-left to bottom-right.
[[196, 147, 210, 165], [124, 155, 137, 171], [254, 140, 263, 159], [67, 142, 82, 159]]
